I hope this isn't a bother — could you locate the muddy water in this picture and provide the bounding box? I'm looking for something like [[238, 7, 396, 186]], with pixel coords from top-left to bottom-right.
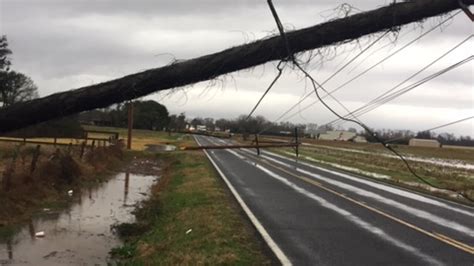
[[0, 172, 157, 265]]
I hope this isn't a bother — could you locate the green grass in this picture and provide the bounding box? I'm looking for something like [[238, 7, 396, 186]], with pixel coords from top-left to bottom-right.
[[113, 151, 270, 265]]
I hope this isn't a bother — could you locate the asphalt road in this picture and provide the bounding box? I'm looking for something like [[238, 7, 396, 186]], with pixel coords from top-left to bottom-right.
[[194, 135, 474, 266]]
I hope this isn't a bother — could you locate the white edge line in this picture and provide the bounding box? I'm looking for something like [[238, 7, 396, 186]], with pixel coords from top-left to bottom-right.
[[195, 136, 292, 266]]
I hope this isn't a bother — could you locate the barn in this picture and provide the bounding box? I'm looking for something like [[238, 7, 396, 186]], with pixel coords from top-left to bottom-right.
[[408, 138, 441, 148]]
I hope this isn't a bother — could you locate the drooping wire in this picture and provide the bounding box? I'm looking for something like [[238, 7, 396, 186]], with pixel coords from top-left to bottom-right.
[[246, 61, 285, 120], [324, 35, 473, 127], [265, 2, 473, 202], [256, 31, 391, 134], [295, 61, 473, 202], [328, 55, 474, 128], [244, 0, 295, 121], [263, 11, 462, 131], [257, 30, 390, 133]]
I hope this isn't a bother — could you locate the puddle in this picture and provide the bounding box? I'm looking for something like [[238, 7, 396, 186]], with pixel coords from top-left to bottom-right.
[[0, 172, 157, 265], [144, 144, 176, 152]]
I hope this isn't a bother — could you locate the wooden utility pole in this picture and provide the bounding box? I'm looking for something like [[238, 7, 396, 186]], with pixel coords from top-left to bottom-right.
[[127, 101, 134, 150], [0, 0, 472, 133]]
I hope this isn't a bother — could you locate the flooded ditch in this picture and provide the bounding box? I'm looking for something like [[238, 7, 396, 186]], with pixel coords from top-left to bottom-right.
[[0, 172, 158, 265]]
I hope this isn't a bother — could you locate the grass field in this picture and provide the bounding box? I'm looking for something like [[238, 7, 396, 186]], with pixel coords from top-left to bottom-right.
[[114, 150, 270, 265]]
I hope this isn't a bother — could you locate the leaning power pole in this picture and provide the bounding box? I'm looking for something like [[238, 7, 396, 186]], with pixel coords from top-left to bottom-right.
[[0, 0, 472, 133]]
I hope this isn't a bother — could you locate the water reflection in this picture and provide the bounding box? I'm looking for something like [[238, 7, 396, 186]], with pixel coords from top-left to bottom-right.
[[0, 172, 157, 265], [28, 220, 35, 241], [124, 172, 130, 206], [6, 240, 12, 260]]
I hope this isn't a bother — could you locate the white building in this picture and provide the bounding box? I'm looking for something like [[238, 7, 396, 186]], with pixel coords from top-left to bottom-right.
[[408, 138, 440, 148]]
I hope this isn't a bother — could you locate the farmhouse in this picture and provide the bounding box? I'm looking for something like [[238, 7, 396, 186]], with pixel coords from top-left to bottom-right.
[[317, 130, 365, 142]]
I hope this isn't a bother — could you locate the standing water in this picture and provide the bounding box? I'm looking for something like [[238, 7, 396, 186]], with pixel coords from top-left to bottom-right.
[[0, 172, 157, 265]]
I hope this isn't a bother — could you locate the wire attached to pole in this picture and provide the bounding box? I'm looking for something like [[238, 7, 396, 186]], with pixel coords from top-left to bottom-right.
[[266, 1, 473, 202]]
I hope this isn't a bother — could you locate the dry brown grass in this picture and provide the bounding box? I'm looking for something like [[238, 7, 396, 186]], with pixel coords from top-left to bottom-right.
[[0, 142, 123, 225]]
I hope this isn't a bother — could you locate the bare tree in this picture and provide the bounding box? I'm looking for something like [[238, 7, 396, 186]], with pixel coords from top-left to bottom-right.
[[0, 35, 11, 71], [0, 36, 38, 108], [0, 71, 39, 108]]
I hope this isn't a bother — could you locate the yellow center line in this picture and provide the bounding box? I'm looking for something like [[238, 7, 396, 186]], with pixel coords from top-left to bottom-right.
[[243, 152, 474, 255]]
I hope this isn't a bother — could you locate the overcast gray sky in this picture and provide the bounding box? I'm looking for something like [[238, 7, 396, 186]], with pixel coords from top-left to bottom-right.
[[1, 0, 473, 136]]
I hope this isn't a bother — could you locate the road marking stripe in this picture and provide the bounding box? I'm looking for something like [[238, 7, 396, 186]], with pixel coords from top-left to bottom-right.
[[254, 163, 442, 265], [194, 136, 292, 266], [242, 152, 474, 255], [266, 150, 474, 215], [433, 233, 474, 253], [260, 153, 474, 237]]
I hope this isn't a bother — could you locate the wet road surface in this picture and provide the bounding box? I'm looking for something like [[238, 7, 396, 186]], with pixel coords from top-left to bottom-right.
[[195, 135, 474, 265]]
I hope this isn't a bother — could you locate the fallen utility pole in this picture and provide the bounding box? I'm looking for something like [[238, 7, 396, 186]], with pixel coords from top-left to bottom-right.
[[0, 0, 472, 133]]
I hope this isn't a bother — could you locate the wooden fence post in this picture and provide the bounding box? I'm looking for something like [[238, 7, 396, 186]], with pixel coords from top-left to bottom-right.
[[3, 146, 19, 191], [30, 145, 41, 173], [127, 101, 134, 150], [294, 127, 299, 160], [79, 141, 86, 159], [255, 134, 260, 156]]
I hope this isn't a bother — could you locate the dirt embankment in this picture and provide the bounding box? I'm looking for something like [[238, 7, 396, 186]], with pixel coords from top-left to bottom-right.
[[0, 142, 125, 226]]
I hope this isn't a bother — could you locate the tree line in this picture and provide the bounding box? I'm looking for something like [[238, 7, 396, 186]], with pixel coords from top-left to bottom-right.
[[361, 128, 474, 147]]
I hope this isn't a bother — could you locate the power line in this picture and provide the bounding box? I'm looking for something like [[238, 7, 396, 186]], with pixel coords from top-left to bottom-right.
[[245, 0, 295, 121], [325, 35, 473, 127], [294, 57, 474, 202], [330, 55, 474, 128], [257, 29, 391, 134], [246, 61, 284, 120], [264, 3, 472, 202], [267, 11, 462, 128], [265, 31, 390, 129]]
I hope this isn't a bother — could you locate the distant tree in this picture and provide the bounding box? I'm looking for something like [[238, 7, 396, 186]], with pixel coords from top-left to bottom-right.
[[215, 118, 230, 131], [347, 127, 357, 133], [0, 35, 12, 71], [0, 71, 38, 108], [416, 130, 432, 139], [168, 114, 178, 131], [0, 36, 39, 108], [306, 123, 319, 135], [317, 124, 334, 132], [176, 113, 186, 131], [203, 117, 215, 131], [190, 117, 203, 127], [133, 100, 169, 130], [4, 115, 84, 138]]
